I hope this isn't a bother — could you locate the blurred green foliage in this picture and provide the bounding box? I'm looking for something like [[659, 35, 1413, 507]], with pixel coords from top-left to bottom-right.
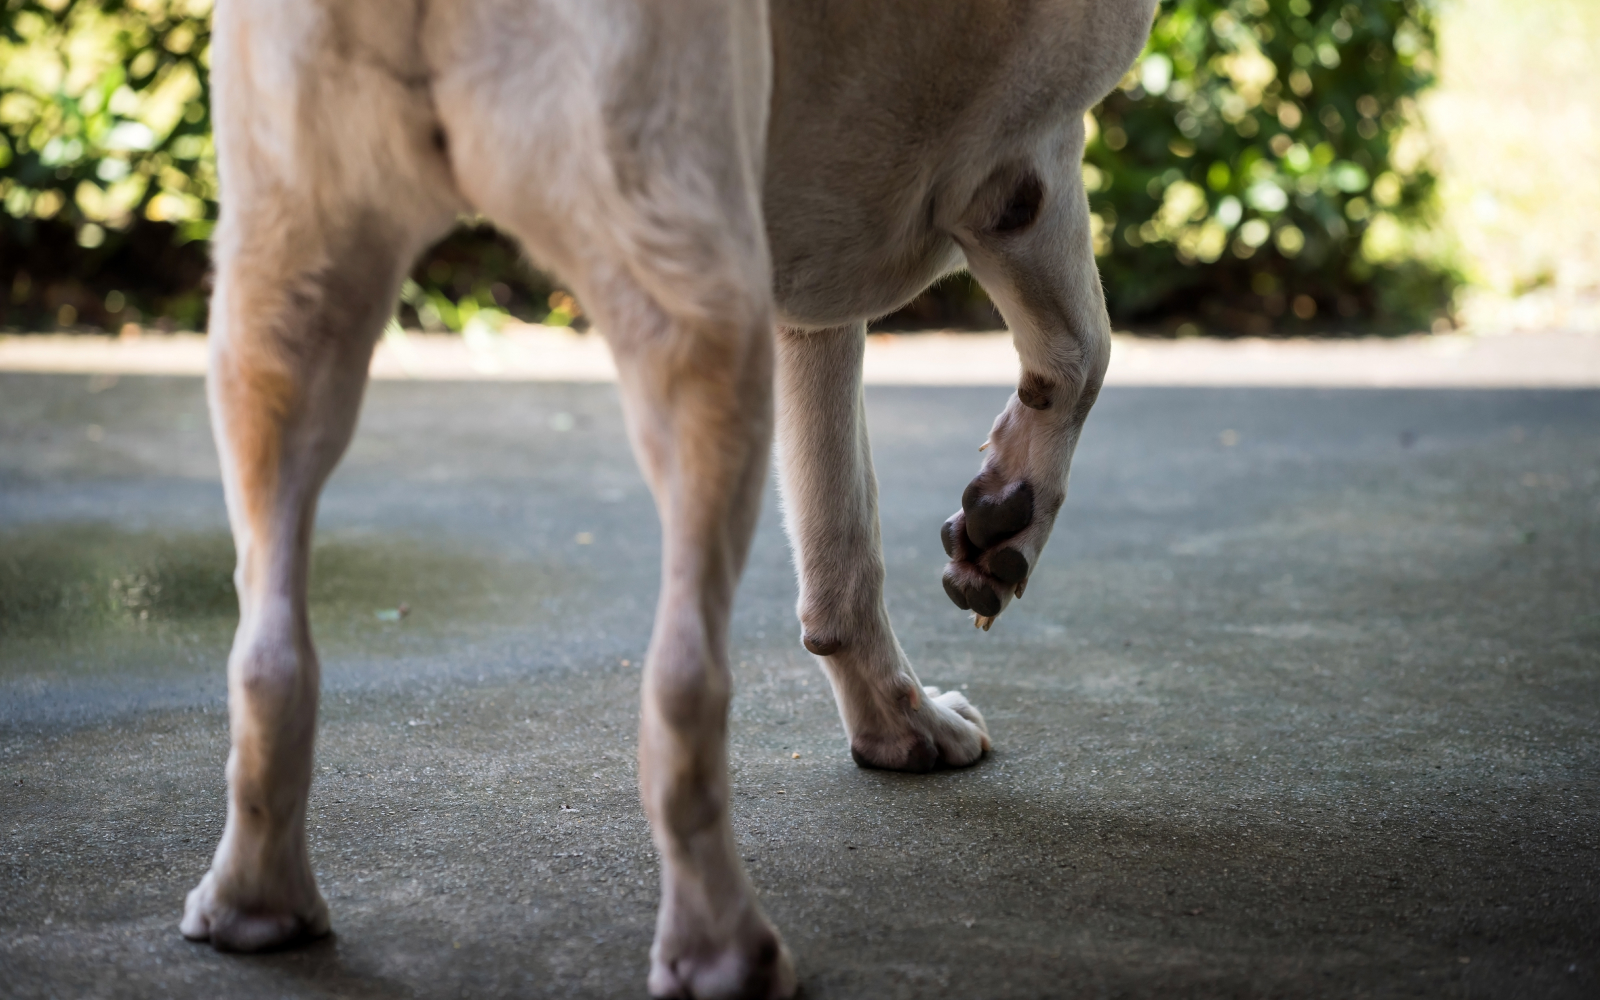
[[0, 0, 213, 234], [1, 0, 215, 328], [2, 0, 1451, 334], [0, 0, 565, 331], [1087, 0, 1452, 331]]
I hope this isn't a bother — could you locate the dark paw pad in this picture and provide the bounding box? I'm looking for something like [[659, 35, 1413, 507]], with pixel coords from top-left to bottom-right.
[[1018, 372, 1056, 410], [962, 481, 1033, 550], [942, 572, 971, 610], [940, 517, 963, 558], [988, 547, 1029, 585], [802, 632, 842, 656], [966, 583, 1001, 616], [944, 569, 1000, 616]]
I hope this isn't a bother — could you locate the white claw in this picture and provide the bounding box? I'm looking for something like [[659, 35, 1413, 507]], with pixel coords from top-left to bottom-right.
[[978, 439, 991, 451]]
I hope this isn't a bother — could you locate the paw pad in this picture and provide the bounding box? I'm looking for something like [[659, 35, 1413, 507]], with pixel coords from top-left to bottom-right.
[[987, 547, 1029, 585], [941, 477, 1040, 624], [1017, 372, 1056, 410], [939, 518, 963, 559], [802, 632, 842, 656], [962, 481, 1032, 550], [941, 569, 1001, 616]]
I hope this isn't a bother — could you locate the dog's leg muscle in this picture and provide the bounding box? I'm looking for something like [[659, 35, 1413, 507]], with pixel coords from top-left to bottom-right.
[[775, 324, 989, 770]]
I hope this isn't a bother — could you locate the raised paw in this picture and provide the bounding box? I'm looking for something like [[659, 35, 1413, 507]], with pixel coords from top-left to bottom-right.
[[940, 483, 1047, 628], [939, 390, 1073, 629], [181, 867, 329, 953], [849, 683, 990, 772]]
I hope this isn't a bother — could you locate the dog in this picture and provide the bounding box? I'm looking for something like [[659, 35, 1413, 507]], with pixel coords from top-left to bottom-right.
[[180, 1, 1155, 995]]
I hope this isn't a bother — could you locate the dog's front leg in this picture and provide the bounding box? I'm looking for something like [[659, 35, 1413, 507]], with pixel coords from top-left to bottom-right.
[[939, 125, 1112, 628], [775, 324, 990, 770]]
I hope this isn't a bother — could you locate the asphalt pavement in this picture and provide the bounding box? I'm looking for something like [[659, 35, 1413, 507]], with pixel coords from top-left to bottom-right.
[[2, 371, 1597, 998]]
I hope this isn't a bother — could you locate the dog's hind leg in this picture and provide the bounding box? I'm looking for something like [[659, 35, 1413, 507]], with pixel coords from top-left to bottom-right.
[[181, 225, 395, 951], [600, 273, 794, 1000], [775, 324, 990, 771], [183, 227, 445, 951], [182, 0, 458, 951], [435, 1, 794, 993]]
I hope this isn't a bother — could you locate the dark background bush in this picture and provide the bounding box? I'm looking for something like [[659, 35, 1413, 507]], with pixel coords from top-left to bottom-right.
[[1, 0, 1450, 335]]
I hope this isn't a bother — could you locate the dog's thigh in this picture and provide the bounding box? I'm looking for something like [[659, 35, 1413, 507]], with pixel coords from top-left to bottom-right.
[[426, 0, 771, 324], [213, 0, 462, 242]]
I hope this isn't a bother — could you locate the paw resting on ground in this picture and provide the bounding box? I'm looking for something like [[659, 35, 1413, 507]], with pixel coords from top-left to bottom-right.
[[180, 868, 330, 952], [849, 685, 990, 772], [648, 903, 796, 999]]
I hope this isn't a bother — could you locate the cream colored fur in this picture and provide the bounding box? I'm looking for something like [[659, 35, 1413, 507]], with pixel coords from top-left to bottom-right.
[[185, 1, 1154, 996]]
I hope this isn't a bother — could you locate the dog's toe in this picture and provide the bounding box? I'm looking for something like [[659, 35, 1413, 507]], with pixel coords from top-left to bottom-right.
[[986, 546, 1029, 585], [940, 556, 1016, 624]]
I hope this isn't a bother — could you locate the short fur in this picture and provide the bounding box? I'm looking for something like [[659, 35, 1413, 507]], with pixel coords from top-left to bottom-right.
[[184, 1, 1154, 995]]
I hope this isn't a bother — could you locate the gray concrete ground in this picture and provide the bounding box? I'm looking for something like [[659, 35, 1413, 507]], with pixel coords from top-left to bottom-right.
[[2, 371, 1597, 999]]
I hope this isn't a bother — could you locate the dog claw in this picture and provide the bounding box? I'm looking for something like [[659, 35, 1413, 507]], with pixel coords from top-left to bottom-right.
[[974, 615, 995, 631]]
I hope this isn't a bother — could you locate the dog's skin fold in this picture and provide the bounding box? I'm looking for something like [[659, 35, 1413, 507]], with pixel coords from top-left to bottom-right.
[[182, 1, 1154, 995]]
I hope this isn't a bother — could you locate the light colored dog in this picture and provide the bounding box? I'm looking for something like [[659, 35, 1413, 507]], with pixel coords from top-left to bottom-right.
[[181, 0, 1154, 995]]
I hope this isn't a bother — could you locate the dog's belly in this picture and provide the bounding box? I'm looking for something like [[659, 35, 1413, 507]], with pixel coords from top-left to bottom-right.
[[761, 0, 976, 329], [768, 222, 964, 329]]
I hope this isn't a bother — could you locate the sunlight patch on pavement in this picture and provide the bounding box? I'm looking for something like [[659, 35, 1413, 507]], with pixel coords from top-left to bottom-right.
[[1, 325, 1596, 387]]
